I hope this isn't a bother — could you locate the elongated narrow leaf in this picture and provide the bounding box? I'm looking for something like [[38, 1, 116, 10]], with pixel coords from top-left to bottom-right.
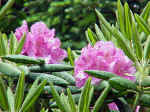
[[139, 94, 150, 107], [85, 31, 92, 45], [0, 0, 15, 19], [50, 83, 67, 112], [60, 93, 72, 112], [132, 17, 143, 60], [140, 32, 147, 43], [24, 78, 39, 98], [67, 88, 77, 112], [135, 14, 150, 35], [95, 24, 106, 41], [0, 33, 8, 56], [7, 87, 15, 112], [95, 9, 112, 34], [15, 72, 25, 111], [29, 64, 73, 72], [140, 2, 150, 21], [0, 33, 2, 56], [124, 3, 132, 40], [44, 86, 64, 94], [100, 24, 112, 41], [78, 78, 92, 112], [28, 73, 69, 86], [15, 33, 26, 54], [0, 77, 8, 110], [85, 70, 117, 80], [144, 36, 150, 60], [113, 27, 136, 62], [52, 72, 75, 85], [9, 32, 18, 54], [117, 0, 125, 34], [92, 83, 111, 112], [20, 79, 47, 112], [109, 77, 137, 91], [86, 28, 97, 46], [2, 34, 9, 55], [87, 86, 94, 112], [67, 47, 74, 66], [115, 98, 132, 112], [2, 55, 45, 64], [0, 62, 21, 77]]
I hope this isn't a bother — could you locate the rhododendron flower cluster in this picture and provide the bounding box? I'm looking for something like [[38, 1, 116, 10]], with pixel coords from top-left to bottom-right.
[[15, 21, 67, 64], [74, 41, 136, 111], [74, 41, 136, 88]]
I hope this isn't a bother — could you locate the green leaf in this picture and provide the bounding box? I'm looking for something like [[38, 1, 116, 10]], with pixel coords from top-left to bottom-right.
[[15, 33, 26, 54], [29, 64, 73, 72], [139, 94, 150, 107], [67, 88, 77, 112], [135, 14, 150, 35], [20, 79, 47, 112], [0, 77, 9, 110], [87, 86, 94, 112], [0, 62, 21, 77], [67, 47, 74, 66], [50, 83, 67, 112], [84, 70, 117, 80], [95, 24, 106, 41], [15, 72, 25, 111], [95, 9, 112, 34], [7, 87, 15, 112], [0, 0, 15, 19], [92, 82, 111, 112], [44, 85, 64, 94], [0, 33, 8, 56], [141, 76, 150, 87], [112, 27, 136, 62], [0, 32, 2, 56], [9, 32, 18, 54], [117, 0, 125, 34], [124, 3, 132, 40], [85, 28, 97, 46], [28, 73, 69, 86], [60, 93, 72, 112], [109, 77, 137, 91], [52, 72, 75, 85], [100, 24, 111, 41], [132, 17, 143, 60], [115, 98, 132, 112], [25, 78, 40, 97], [78, 78, 92, 112], [2, 33, 9, 55], [144, 36, 150, 60], [140, 2, 150, 21], [2, 55, 45, 65]]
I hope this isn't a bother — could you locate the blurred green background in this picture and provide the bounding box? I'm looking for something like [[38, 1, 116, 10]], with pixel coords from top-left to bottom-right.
[[0, 0, 149, 49]]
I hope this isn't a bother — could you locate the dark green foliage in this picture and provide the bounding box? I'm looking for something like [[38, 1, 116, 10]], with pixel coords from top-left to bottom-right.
[[0, 0, 114, 49], [0, 0, 149, 49]]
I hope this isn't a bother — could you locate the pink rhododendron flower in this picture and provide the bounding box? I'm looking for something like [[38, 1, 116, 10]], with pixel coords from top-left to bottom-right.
[[74, 41, 136, 112], [135, 106, 140, 112], [15, 21, 67, 64], [74, 41, 136, 88], [108, 103, 140, 112], [108, 102, 119, 111]]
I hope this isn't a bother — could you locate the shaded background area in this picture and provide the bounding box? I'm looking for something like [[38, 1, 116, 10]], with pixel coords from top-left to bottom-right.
[[0, 0, 149, 49]]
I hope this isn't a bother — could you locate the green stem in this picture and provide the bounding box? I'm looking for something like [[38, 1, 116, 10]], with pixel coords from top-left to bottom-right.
[[132, 92, 140, 111], [92, 83, 111, 112], [0, 0, 15, 19]]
